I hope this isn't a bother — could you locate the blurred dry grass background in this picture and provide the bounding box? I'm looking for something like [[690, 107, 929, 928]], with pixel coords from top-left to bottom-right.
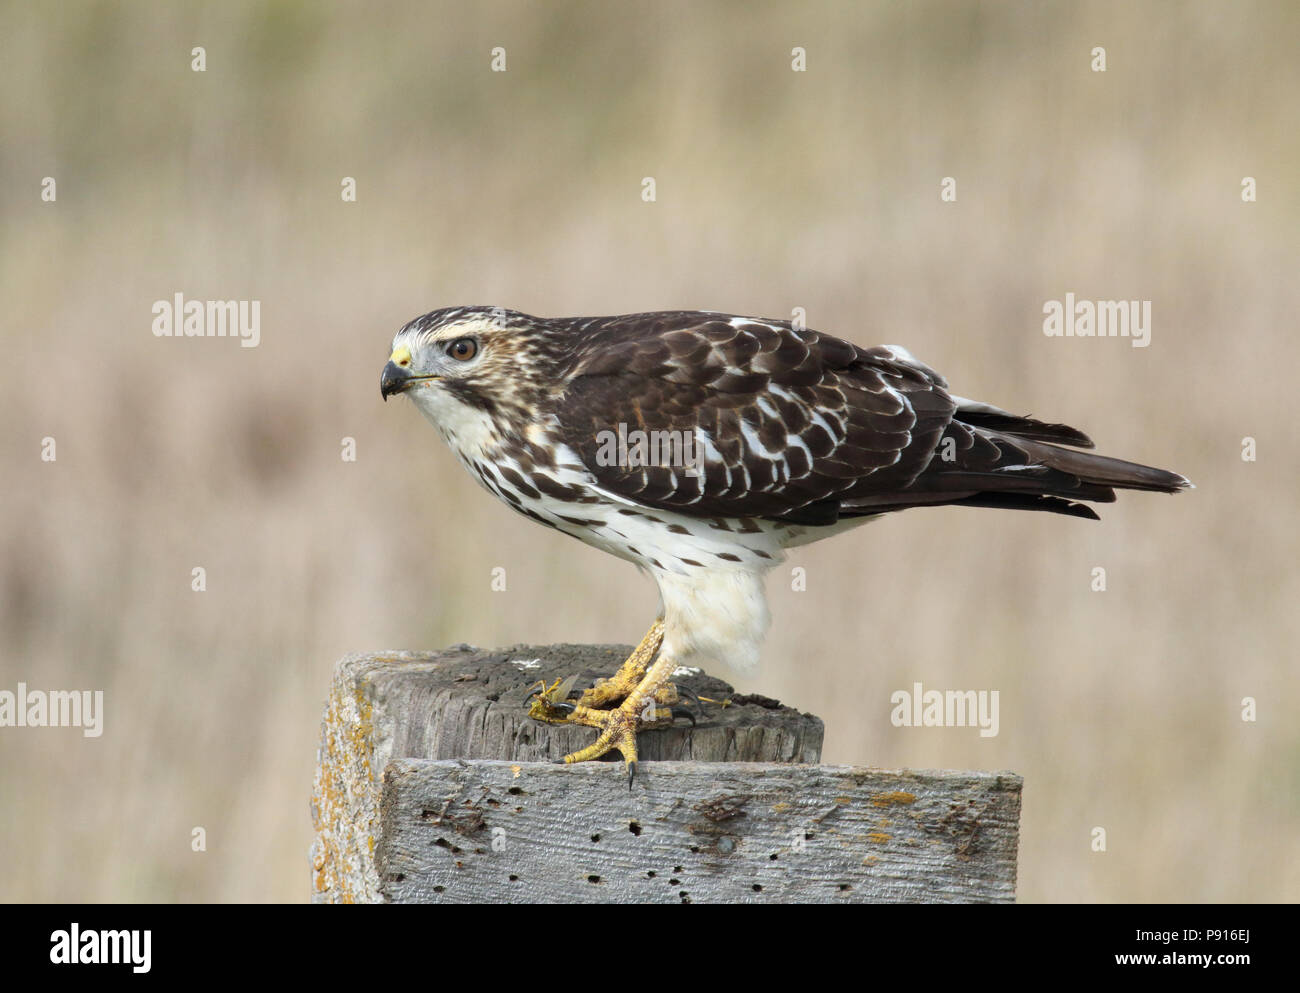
[[2, 0, 1297, 902]]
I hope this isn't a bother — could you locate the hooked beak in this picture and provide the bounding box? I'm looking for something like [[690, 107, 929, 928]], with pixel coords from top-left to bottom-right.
[[380, 360, 412, 400], [380, 344, 439, 401]]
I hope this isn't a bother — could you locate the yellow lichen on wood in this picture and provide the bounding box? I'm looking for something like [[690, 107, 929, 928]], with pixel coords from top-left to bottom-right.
[[311, 664, 383, 902], [870, 791, 916, 807]]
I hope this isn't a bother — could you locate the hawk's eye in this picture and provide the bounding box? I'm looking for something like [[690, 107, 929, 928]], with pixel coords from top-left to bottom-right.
[[447, 337, 478, 362]]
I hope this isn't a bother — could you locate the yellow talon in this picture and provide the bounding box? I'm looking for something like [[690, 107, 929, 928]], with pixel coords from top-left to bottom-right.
[[556, 700, 671, 769], [573, 619, 665, 708], [523, 619, 690, 786]]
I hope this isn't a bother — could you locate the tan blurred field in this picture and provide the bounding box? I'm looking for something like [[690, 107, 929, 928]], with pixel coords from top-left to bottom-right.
[[2, 0, 1297, 902]]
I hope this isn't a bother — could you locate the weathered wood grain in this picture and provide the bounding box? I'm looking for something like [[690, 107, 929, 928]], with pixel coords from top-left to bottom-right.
[[378, 760, 1022, 904], [311, 644, 824, 902]]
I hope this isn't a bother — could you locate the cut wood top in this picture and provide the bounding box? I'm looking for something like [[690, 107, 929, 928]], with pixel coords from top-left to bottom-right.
[[335, 642, 825, 766]]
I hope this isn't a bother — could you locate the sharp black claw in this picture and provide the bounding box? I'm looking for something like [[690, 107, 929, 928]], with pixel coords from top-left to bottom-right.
[[675, 685, 704, 708], [627, 761, 637, 790], [550, 701, 576, 715], [672, 685, 705, 722], [670, 706, 697, 727]]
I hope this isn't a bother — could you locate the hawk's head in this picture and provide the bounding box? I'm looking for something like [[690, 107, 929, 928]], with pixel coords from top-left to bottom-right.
[[381, 307, 568, 436]]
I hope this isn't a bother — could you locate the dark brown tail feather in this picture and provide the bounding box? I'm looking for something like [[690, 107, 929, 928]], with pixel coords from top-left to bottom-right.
[[948, 493, 1103, 520], [840, 492, 1105, 520], [835, 424, 1190, 522], [1014, 437, 1192, 494], [951, 407, 1190, 494], [953, 409, 1096, 448]]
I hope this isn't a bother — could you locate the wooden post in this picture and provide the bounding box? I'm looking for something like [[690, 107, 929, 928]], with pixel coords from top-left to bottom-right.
[[311, 645, 1022, 903]]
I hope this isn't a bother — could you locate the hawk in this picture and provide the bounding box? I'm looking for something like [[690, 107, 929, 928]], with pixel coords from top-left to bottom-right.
[[381, 307, 1189, 781]]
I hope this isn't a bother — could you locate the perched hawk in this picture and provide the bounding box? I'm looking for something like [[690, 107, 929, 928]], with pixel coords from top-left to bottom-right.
[[381, 307, 1189, 781]]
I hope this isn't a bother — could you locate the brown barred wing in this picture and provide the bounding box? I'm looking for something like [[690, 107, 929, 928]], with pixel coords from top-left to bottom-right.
[[557, 316, 956, 525]]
